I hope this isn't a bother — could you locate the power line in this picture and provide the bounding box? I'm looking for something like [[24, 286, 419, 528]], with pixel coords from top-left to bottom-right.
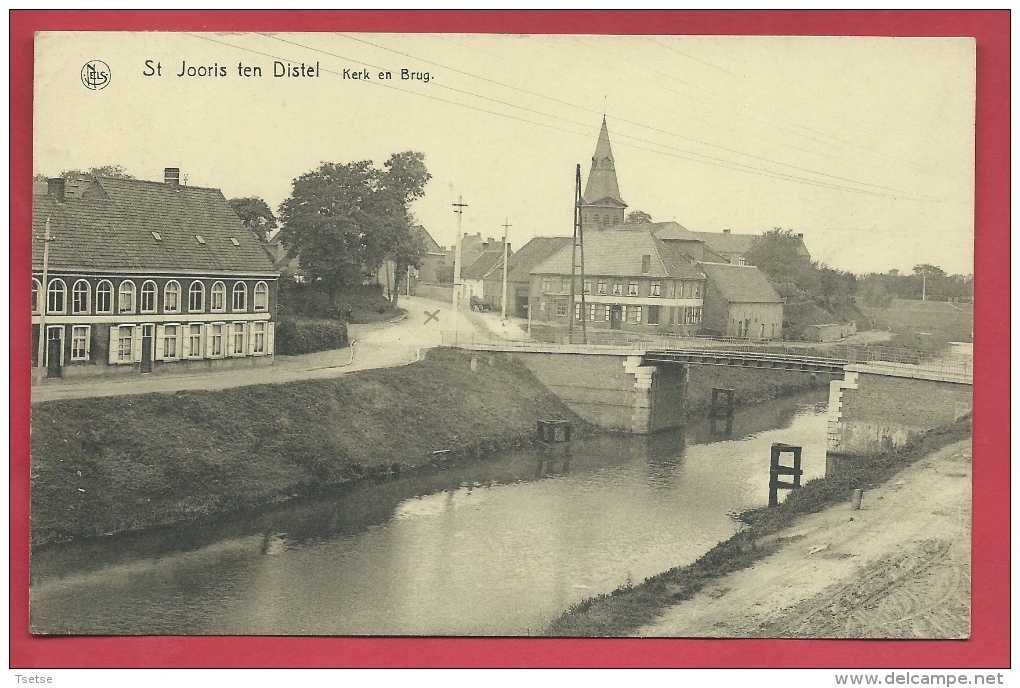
[[187, 33, 957, 202], [568, 35, 930, 174], [340, 32, 914, 182]]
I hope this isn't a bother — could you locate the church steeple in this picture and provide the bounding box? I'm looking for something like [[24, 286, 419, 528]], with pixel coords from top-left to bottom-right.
[[582, 117, 627, 229]]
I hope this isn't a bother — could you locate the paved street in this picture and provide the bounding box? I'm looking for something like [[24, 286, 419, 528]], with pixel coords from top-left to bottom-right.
[[31, 296, 510, 403]]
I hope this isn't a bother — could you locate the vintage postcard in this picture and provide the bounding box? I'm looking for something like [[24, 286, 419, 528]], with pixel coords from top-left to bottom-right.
[[23, 24, 989, 658]]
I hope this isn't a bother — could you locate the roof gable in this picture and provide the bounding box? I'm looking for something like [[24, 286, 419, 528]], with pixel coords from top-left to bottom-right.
[[504, 236, 573, 283]]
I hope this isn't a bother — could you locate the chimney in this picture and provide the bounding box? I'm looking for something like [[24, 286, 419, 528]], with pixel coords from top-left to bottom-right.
[[47, 178, 65, 202], [164, 167, 181, 189], [641, 254, 651, 273], [797, 233, 804, 239], [487, 237, 494, 243], [722, 228, 731, 235]]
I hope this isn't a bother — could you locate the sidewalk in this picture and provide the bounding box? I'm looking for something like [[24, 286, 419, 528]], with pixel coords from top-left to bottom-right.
[[30, 295, 482, 403]]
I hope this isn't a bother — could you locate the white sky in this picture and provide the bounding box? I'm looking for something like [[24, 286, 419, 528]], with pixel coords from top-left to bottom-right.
[[34, 32, 975, 275]]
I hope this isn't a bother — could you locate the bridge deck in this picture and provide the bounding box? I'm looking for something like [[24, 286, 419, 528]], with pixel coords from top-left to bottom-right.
[[441, 332, 972, 384]]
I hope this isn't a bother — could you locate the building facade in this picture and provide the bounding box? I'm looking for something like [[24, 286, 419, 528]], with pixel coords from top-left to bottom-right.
[[700, 262, 784, 339], [32, 170, 280, 380], [529, 230, 707, 335]]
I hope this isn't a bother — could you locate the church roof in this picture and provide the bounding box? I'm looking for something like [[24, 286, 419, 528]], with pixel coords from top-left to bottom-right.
[[582, 118, 626, 208]]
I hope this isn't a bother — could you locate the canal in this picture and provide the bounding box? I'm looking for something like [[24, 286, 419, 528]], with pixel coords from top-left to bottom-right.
[[31, 388, 829, 636]]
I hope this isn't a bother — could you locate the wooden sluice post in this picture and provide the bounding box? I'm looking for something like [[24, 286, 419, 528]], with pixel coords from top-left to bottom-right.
[[768, 443, 803, 507], [537, 420, 573, 475], [709, 388, 735, 419]]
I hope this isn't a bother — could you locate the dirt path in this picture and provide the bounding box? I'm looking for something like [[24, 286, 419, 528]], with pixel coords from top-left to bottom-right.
[[31, 296, 491, 403], [635, 440, 971, 639]]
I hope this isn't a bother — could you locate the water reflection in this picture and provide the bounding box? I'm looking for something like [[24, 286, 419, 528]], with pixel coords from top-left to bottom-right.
[[31, 389, 829, 636]]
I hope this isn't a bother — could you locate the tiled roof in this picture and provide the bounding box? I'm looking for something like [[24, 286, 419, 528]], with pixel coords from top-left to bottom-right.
[[413, 224, 444, 253], [532, 230, 704, 279], [32, 177, 277, 275], [701, 262, 783, 304], [462, 251, 505, 280], [504, 236, 573, 283], [652, 222, 810, 260]]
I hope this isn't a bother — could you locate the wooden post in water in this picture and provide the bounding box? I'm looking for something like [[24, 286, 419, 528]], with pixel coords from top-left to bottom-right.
[[709, 388, 735, 419], [769, 443, 803, 507]]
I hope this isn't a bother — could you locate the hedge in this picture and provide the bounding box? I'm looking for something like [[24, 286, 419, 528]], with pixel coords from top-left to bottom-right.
[[274, 319, 349, 355]]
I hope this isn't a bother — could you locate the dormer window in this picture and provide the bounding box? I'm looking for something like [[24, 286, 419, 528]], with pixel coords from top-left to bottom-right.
[[230, 237, 240, 246], [195, 235, 206, 245], [151, 231, 162, 241]]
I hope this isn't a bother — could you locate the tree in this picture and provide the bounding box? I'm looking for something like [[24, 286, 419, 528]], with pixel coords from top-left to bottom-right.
[[745, 228, 817, 296], [277, 152, 431, 309], [35, 165, 135, 182], [624, 210, 653, 224], [228, 197, 278, 243]]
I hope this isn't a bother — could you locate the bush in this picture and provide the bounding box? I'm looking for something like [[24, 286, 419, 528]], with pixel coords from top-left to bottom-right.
[[275, 319, 349, 355]]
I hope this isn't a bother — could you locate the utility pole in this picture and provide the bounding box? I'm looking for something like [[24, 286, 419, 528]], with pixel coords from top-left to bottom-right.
[[569, 164, 587, 344], [35, 217, 53, 383], [501, 217, 511, 321], [452, 196, 467, 337], [406, 264, 411, 297], [922, 273, 927, 302]]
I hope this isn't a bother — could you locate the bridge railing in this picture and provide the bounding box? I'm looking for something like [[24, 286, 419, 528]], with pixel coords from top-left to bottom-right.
[[440, 331, 973, 381]]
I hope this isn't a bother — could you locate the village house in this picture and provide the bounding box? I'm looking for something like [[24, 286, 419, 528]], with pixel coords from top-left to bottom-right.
[[484, 236, 572, 317], [529, 230, 707, 334], [32, 169, 280, 380], [523, 117, 787, 339], [651, 222, 811, 266], [700, 262, 784, 339]]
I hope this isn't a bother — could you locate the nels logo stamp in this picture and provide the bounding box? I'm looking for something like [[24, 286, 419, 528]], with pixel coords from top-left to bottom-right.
[[81, 60, 111, 90]]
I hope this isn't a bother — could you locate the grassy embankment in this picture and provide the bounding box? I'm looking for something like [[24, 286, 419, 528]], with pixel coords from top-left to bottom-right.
[[859, 299, 973, 354], [30, 348, 583, 546], [545, 414, 973, 637]]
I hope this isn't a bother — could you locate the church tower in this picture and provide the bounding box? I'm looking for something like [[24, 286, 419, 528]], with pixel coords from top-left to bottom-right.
[[581, 117, 627, 229]]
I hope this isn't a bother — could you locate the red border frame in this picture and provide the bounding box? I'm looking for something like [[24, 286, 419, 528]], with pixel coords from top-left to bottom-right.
[[10, 10, 1009, 668]]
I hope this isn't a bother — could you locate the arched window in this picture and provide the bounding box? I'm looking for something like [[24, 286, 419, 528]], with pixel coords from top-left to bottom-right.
[[164, 280, 181, 313], [188, 281, 205, 313], [232, 282, 247, 312], [118, 280, 136, 314], [72, 279, 90, 314], [210, 281, 226, 312], [253, 281, 268, 311], [47, 278, 66, 314], [32, 279, 41, 314], [96, 280, 113, 314], [140, 280, 157, 313]]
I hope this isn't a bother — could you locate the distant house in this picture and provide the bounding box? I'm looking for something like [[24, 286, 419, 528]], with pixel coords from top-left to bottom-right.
[[700, 262, 784, 339], [410, 225, 450, 285], [530, 229, 707, 334], [651, 222, 811, 266], [452, 233, 508, 301], [460, 250, 509, 306], [486, 236, 572, 317], [32, 169, 279, 379], [265, 233, 303, 282]]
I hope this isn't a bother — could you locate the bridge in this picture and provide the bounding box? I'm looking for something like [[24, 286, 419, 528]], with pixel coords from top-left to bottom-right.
[[442, 331, 973, 450], [441, 331, 973, 382]]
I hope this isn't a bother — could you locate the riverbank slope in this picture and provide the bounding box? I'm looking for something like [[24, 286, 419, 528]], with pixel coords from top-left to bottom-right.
[[545, 417, 972, 636], [30, 348, 581, 546]]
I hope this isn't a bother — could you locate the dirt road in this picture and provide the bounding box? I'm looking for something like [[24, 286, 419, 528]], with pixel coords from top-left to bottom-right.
[[31, 296, 495, 403], [636, 440, 972, 639]]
